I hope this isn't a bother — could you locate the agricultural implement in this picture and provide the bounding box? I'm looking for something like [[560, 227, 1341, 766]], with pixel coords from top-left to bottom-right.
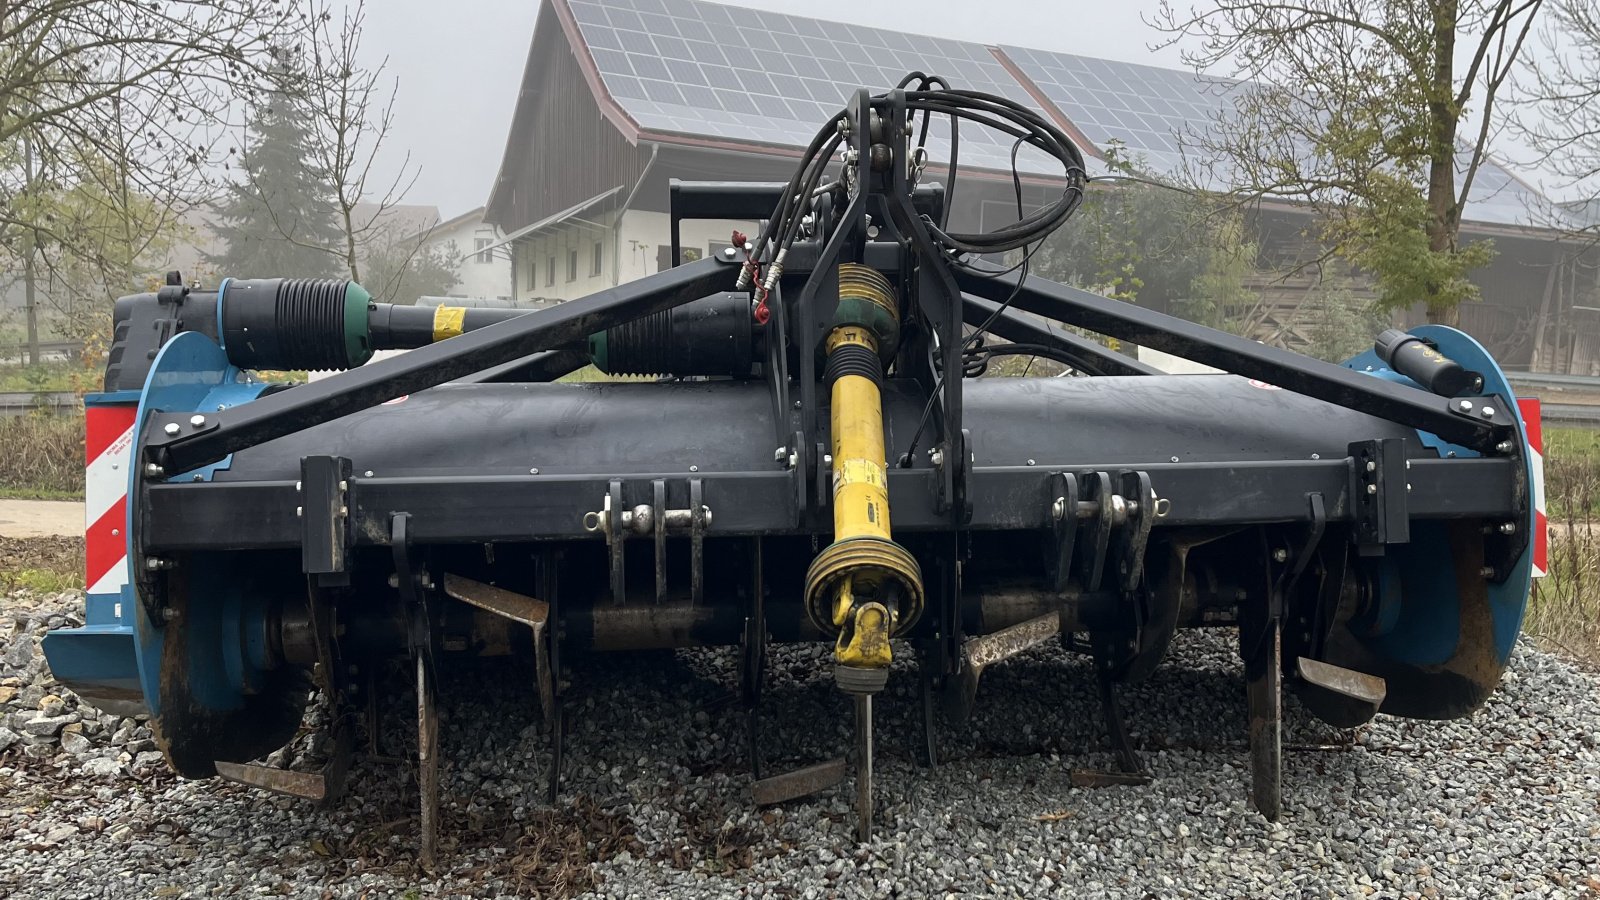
[[45, 83, 1543, 859]]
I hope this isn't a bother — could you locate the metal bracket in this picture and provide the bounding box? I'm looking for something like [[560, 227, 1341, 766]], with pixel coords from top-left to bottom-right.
[[690, 477, 706, 604], [606, 479, 625, 603], [1048, 472, 1079, 592], [1115, 470, 1156, 592], [582, 480, 715, 603], [1348, 438, 1409, 552], [1078, 471, 1116, 592], [299, 456, 352, 577], [653, 479, 668, 603]]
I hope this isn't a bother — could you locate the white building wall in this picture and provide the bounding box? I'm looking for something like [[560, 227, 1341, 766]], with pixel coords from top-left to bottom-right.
[[422, 211, 513, 302], [510, 209, 759, 304]]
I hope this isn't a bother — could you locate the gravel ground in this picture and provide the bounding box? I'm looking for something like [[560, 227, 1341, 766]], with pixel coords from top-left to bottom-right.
[[2, 586, 1598, 899]]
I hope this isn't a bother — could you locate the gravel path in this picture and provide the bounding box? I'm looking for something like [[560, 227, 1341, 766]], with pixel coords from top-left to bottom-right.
[[3, 588, 1598, 899]]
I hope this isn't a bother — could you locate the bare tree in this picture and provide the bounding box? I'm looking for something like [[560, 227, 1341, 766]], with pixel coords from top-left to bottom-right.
[[0, 1, 316, 356], [1151, 0, 1544, 325], [244, 0, 424, 292], [1513, 0, 1600, 230]]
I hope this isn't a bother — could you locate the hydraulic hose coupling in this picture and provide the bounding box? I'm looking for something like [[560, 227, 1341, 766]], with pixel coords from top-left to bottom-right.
[[803, 265, 923, 692]]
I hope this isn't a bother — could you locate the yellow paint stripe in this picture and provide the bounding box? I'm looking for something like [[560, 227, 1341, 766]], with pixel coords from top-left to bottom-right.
[[433, 306, 466, 341]]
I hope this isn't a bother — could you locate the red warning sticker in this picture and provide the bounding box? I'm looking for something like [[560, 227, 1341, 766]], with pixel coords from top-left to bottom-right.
[[1247, 379, 1281, 390]]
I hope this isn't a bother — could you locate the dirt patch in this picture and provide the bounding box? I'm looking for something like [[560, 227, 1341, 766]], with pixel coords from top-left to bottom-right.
[[0, 535, 84, 591]]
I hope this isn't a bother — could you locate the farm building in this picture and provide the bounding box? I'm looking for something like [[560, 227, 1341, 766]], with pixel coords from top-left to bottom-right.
[[483, 0, 1600, 374]]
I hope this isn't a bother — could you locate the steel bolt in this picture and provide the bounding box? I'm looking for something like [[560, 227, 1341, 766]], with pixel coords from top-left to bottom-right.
[[787, 450, 798, 469], [1480, 405, 1496, 419], [1498, 521, 1517, 535], [1051, 497, 1067, 521], [722, 246, 737, 259], [364, 470, 374, 478], [1310, 453, 1320, 460], [929, 448, 944, 468], [823, 454, 833, 466], [161, 608, 178, 622], [529, 467, 540, 475], [163, 422, 180, 436], [191, 474, 203, 482], [1171, 456, 1180, 463], [295, 506, 303, 518], [689, 465, 699, 473], [1366, 484, 1377, 495], [1273, 548, 1288, 563], [1479, 566, 1496, 579], [1026, 458, 1036, 467], [189, 414, 206, 427], [1494, 441, 1514, 454], [1458, 399, 1474, 412], [1366, 461, 1376, 472], [143, 463, 164, 478], [145, 557, 169, 571], [774, 447, 787, 463]]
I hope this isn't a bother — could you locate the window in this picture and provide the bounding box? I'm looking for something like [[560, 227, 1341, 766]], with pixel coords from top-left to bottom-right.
[[566, 249, 578, 282], [474, 238, 492, 264], [591, 241, 604, 277], [546, 256, 555, 286], [527, 257, 536, 289]]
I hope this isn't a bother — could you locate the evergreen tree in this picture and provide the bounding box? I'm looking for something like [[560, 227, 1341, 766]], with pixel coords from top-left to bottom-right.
[[207, 92, 342, 278]]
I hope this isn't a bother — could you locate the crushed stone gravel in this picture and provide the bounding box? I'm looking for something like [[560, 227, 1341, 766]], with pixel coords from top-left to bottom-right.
[[2, 587, 1597, 899]]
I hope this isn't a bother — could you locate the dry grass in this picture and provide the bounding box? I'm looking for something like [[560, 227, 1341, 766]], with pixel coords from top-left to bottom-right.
[[1527, 430, 1600, 661], [0, 412, 84, 497]]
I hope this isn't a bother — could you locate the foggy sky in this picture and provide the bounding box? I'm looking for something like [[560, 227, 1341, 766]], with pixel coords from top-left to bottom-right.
[[357, 0, 1190, 218]]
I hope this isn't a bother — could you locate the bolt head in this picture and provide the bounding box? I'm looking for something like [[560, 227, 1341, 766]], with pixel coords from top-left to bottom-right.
[[1494, 441, 1513, 454], [1051, 497, 1067, 521], [529, 467, 540, 475], [189, 414, 206, 427], [722, 246, 737, 259], [1479, 566, 1496, 579], [774, 447, 787, 462], [1026, 458, 1036, 467], [1273, 548, 1288, 563], [161, 608, 178, 622], [1480, 406, 1495, 419], [689, 465, 699, 473], [1458, 399, 1475, 412], [162, 422, 180, 436], [143, 463, 164, 478], [1366, 484, 1378, 495], [1366, 461, 1376, 472], [1498, 521, 1517, 535], [364, 470, 375, 477]]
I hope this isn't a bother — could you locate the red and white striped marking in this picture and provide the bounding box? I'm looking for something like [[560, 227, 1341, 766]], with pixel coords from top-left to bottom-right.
[[1518, 397, 1547, 579], [86, 404, 137, 597]]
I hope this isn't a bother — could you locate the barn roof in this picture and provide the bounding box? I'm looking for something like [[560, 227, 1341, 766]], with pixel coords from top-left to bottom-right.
[[491, 0, 1555, 229]]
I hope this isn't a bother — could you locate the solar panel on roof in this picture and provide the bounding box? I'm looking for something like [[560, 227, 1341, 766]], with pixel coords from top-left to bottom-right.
[[567, 0, 1545, 219], [568, 0, 1068, 172]]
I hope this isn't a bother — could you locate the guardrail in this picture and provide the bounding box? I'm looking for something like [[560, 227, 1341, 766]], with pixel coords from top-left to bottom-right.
[[0, 391, 80, 418], [0, 340, 84, 363]]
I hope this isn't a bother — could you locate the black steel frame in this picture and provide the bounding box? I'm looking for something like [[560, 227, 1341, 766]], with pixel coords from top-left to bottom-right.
[[139, 85, 1519, 554]]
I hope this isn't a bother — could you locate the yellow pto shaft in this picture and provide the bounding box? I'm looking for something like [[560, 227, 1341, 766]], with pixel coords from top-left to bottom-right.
[[803, 265, 923, 677]]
